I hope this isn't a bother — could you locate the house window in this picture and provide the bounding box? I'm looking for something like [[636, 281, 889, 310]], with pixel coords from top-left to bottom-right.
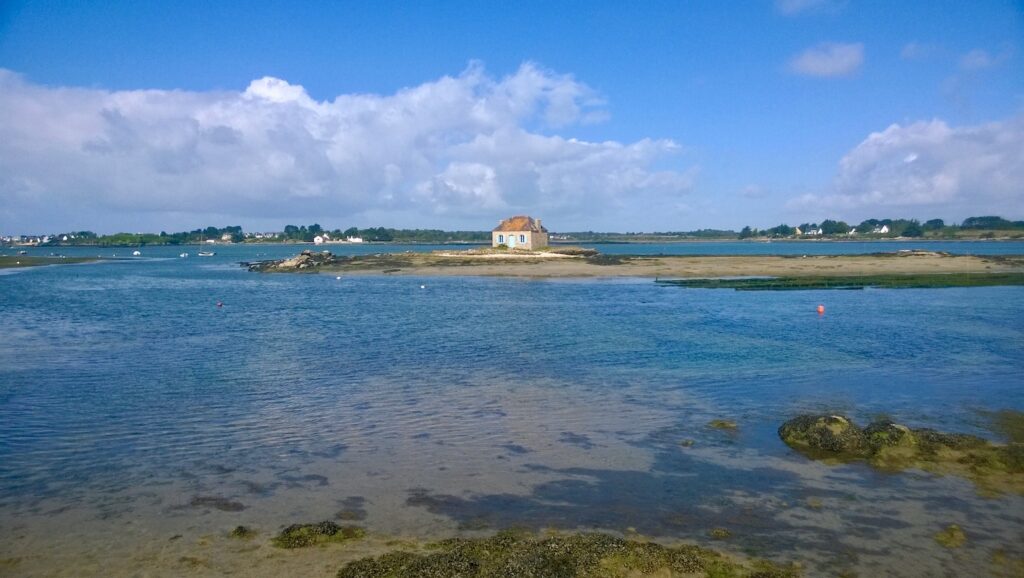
[[519, 234, 525, 243], [498, 234, 504, 243]]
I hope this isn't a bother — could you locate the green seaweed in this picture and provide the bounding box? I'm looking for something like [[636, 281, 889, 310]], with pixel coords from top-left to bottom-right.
[[0, 256, 99, 269], [708, 420, 738, 431], [336, 529, 798, 578], [779, 414, 1024, 494], [985, 409, 1024, 444], [656, 272, 1024, 291], [709, 528, 732, 540], [934, 525, 967, 548], [272, 521, 366, 548], [229, 525, 257, 539]]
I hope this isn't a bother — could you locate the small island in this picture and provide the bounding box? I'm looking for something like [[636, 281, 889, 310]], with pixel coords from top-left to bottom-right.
[[245, 247, 1024, 289]]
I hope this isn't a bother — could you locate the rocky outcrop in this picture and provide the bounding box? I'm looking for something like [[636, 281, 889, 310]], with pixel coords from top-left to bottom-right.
[[272, 521, 365, 548], [778, 414, 866, 457], [779, 414, 1024, 494], [246, 250, 337, 272]]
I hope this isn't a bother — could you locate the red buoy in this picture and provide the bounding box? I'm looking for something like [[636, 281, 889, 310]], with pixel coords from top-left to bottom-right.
[[816, 304, 825, 315]]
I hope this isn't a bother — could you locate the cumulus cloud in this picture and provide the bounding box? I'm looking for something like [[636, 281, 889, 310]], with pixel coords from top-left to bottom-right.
[[788, 43, 864, 77], [0, 63, 694, 231], [790, 116, 1024, 216]]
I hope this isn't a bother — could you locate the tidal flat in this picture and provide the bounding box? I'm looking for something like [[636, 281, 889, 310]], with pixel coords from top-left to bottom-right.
[[2, 245, 1023, 576], [248, 248, 1024, 288], [0, 255, 100, 269]]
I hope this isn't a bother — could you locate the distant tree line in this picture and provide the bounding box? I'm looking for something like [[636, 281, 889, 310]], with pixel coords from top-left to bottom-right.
[[279, 224, 491, 243], [739, 216, 1024, 239], [44, 226, 245, 246], [22, 215, 1024, 247]]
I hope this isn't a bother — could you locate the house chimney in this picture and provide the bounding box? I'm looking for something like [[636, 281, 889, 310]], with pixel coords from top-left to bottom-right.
[[536, 218, 542, 229]]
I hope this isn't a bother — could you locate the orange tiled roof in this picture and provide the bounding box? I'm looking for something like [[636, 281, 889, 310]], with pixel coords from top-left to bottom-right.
[[493, 216, 547, 233]]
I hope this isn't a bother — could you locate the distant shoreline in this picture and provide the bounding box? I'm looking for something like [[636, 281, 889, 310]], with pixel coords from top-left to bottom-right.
[[8, 236, 1024, 249]]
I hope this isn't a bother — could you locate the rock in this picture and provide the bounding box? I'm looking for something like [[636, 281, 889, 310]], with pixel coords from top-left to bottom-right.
[[778, 414, 866, 456], [708, 419, 738, 431], [247, 250, 336, 272], [271, 521, 365, 548], [863, 420, 916, 451], [229, 525, 257, 539], [780, 414, 1024, 494]]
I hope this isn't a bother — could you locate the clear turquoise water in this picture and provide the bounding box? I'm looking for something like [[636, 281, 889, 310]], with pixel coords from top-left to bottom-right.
[[1, 244, 1023, 575]]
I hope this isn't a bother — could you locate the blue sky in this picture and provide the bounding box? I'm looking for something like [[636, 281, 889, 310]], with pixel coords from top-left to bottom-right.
[[1, 0, 1021, 233]]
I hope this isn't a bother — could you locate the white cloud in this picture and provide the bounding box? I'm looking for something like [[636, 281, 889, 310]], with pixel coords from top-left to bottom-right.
[[790, 116, 1024, 216], [960, 49, 994, 70], [958, 47, 1012, 71], [900, 42, 937, 61], [0, 63, 694, 231], [775, 0, 841, 16], [789, 43, 864, 77]]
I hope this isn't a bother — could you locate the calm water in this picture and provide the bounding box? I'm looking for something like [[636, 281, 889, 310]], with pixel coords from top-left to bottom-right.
[[1, 246, 1023, 576]]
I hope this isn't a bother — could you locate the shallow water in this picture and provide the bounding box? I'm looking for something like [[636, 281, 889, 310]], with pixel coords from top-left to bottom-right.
[[1, 249, 1023, 576]]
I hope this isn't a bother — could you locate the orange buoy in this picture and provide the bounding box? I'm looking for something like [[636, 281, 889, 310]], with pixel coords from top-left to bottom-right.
[[816, 304, 825, 315]]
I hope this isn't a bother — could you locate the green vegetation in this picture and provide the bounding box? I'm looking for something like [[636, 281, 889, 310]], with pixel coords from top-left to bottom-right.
[[272, 521, 366, 548], [779, 414, 1024, 495], [739, 216, 1024, 240], [934, 525, 967, 548], [656, 272, 1024, 291], [708, 420, 738, 430], [336, 529, 798, 578]]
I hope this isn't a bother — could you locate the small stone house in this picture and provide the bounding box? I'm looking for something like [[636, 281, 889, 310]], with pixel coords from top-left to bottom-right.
[[492, 216, 549, 250]]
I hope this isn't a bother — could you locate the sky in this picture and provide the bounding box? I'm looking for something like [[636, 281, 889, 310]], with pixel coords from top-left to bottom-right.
[[1, 0, 1022, 234]]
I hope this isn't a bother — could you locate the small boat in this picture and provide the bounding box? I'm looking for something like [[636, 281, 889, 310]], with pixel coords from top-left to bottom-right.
[[132, 250, 142, 256], [18, 250, 27, 255], [179, 252, 189, 258], [198, 251, 216, 257]]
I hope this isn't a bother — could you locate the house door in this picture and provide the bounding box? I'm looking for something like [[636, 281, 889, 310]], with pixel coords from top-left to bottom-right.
[[508, 235, 517, 248]]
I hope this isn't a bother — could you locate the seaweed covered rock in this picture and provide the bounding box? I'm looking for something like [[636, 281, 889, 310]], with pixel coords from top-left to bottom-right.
[[228, 525, 257, 539], [778, 415, 866, 457], [272, 521, 365, 548], [248, 250, 337, 272], [780, 414, 1024, 494], [336, 529, 798, 578]]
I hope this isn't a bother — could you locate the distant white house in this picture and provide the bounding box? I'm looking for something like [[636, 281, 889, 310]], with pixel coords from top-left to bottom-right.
[[313, 235, 326, 245], [805, 227, 823, 236], [793, 227, 802, 236], [872, 225, 890, 234], [346, 236, 364, 243], [847, 228, 857, 236]]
